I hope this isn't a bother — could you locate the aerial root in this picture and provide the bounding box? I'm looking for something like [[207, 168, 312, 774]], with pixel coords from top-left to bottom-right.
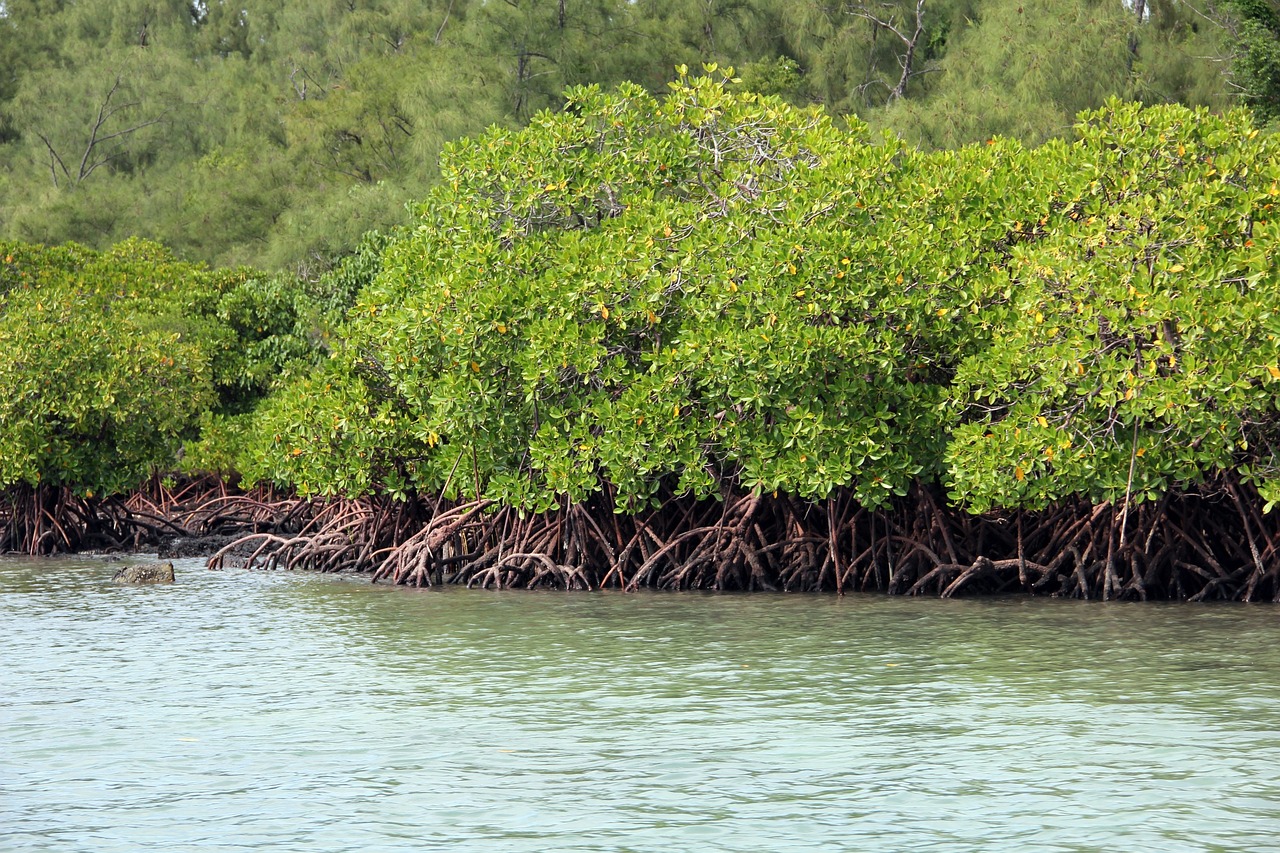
[[4, 475, 1277, 599]]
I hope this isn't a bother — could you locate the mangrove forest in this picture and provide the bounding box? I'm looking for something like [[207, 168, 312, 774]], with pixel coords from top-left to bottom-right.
[[2, 66, 1280, 601]]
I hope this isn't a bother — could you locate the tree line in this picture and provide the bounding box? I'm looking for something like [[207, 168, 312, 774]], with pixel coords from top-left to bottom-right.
[[0, 0, 1276, 273]]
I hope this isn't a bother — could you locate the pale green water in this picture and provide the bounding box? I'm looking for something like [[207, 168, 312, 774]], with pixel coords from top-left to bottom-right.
[[2, 555, 1279, 852]]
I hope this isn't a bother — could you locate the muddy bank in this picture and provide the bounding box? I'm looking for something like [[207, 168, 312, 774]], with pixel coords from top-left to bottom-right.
[[157, 533, 257, 560]]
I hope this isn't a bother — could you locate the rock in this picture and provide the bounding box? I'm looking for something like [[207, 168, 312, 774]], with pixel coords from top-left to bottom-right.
[[113, 561, 176, 584]]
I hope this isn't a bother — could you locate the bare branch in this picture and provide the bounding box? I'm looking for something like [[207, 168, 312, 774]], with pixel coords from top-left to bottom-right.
[[434, 0, 456, 45], [78, 77, 123, 183], [37, 133, 70, 188], [77, 114, 169, 182], [845, 0, 929, 102]]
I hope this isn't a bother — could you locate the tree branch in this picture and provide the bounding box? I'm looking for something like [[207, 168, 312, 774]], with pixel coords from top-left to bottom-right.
[[78, 77, 123, 183], [845, 0, 928, 102], [37, 133, 70, 188]]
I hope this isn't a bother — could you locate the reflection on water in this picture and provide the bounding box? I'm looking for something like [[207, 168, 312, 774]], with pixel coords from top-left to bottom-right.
[[3, 556, 1279, 852]]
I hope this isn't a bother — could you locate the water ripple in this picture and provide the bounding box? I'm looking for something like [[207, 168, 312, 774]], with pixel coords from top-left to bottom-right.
[[3, 557, 1280, 851]]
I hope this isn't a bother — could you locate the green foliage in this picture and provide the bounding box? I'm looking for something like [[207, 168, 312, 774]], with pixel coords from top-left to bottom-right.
[[5, 72, 1276, 518], [947, 100, 1280, 511], [237, 80, 1280, 517], [0, 237, 338, 492], [1227, 0, 1280, 122], [879, 0, 1139, 148], [219, 79, 1174, 513], [0, 0, 1259, 273]]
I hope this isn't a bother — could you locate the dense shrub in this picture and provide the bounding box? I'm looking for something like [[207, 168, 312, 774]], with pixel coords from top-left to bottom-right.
[[225, 77, 1280, 516], [0, 238, 329, 494]]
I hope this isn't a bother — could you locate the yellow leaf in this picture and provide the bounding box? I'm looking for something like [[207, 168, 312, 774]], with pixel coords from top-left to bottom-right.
[[1268, 365, 1280, 379], [1034, 311, 1044, 324], [663, 225, 673, 238], [1135, 447, 1146, 457], [600, 305, 609, 320], [497, 323, 507, 334], [936, 308, 947, 317], [1014, 466, 1025, 481], [1168, 264, 1185, 274], [1124, 387, 1136, 400], [673, 404, 681, 418], [1037, 416, 1048, 428], [895, 274, 904, 284], [470, 361, 480, 373]]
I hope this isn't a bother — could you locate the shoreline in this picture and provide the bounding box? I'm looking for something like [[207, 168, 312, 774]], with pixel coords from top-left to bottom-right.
[[5, 478, 1279, 602]]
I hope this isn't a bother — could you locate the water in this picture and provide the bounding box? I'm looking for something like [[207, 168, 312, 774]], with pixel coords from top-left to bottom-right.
[[2, 555, 1279, 853]]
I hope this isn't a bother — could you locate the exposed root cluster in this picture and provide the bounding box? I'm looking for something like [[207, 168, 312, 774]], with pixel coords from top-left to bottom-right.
[[203, 479, 1280, 601], [5, 474, 1279, 600], [0, 476, 311, 554], [0, 486, 113, 554]]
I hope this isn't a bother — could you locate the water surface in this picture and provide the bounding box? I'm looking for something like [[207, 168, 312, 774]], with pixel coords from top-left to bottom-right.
[[3, 555, 1279, 852]]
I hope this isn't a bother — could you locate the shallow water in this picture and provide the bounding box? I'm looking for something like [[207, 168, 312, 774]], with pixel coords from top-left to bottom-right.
[[2, 555, 1279, 852]]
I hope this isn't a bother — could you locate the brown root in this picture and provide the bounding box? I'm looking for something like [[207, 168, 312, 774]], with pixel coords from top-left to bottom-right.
[[7, 473, 1278, 601]]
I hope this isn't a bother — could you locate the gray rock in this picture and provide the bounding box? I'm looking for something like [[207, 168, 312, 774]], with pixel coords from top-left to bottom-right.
[[112, 561, 176, 584]]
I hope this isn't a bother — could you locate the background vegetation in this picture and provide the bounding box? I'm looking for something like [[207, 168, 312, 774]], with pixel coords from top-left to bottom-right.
[[0, 0, 1275, 273]]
